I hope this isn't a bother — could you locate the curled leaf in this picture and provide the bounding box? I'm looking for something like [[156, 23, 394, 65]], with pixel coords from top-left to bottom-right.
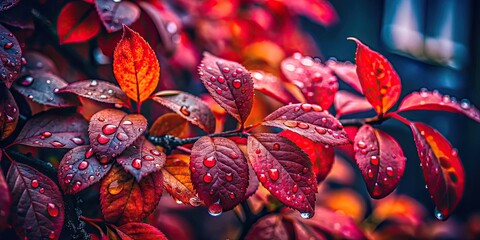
[[116, 222, 167, 240], [58, 145, 113, 194], [7, 162, 64, 240], [162, 154, 199, 206], [334, 90, 373, 117], [198, 52, 254, 124], [349, 38, 401, 114], [113, 26, 160, 103], [57, 1, 100, 44], [14, 110, 89, 149], [190, 136, 248, 211], [59, 80, 130, 107], [100, 164, 163, 225], [247, 133, 317, 216], [152, 91, 215, 133], [410, 122, 465, 220], [150, 113, 189, 137], [263, 103, 349, 145], [398, 89, 480, 123], [0, 83, 18, 140], [354, 125, 405, 199], [0, 24, 21, 88], [95, 0, 140, 32]]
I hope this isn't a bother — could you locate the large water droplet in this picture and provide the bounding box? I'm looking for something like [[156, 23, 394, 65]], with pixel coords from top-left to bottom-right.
[[116, 132, 128, 141], [297, 122, 309, 129], [434, 207, 447, 221], [20, 75, 34, 86], [70, 137, 84, 145], [218, 76, 225, 83], [47, 203, 59, 217], [208, 202, 223, 217], [259, 173, 267, 183], [180, 106, 191, 116], [97, 134, 109, 144], [215, 87, 223, 94], [370, 156, 379, 166], [4, 42, 13, 50], [50, 141, 65, 147], [102, 124, 117, 135], [203, 173, 213, 183], [203, 156, 216, 168], [72, 181, 82, 192], [31, 179, 39, 188], [315, 127, 327, 135], [85, 148, 94, 159], [150, 149, 161, 156], [225, 172, 233, 182], [460, 99, 471, 110], [273, 143, 280, 151], [143, 155, 154, 161], [300, 212, 313, 219], [41, 131, 52, 138], [357, 141, 367, 149], [386, 167, 394, 177], [283, 120, 298, 127], [268, 168, 279, 181], [132, 158, 142, 169], [122, 120, 132, 125], [232, 79, 242, 89], [108, 180, 123, 195], [78, 161, 89, 170]]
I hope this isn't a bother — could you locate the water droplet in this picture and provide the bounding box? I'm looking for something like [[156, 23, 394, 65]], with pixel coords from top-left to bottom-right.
[[297, 122, 309, 129], [41, 131, 52, 138], [292, 184, 298, 193], [64, 173, 73, 184], [85, 148, 94, 158], [97, 134, 109, 144], [132, 158, 142, 169], [4, 42, 13, 49], [217, 76, 225, 83], [108, 180, 123, 195], [122, 120, 132, 125], [312, 72, 323, 82], [39, 188, 45, 194], [451, 149, 458, 157], [90, 80, 98, 87], [283, 120, 298, 127], [208, 202, 223, 216], [102, 124, 117, 135], [50, 141, 65, 147], [268, 168, 279, 181], [222, 67, 230, 73], [48, 231, 55, 239], [72, 181, 82, 192], [273, 143, 280, 151], [143, 155, 154, 161], [203, 173, 213, 183], [434, 207, 447, 220], [229, 192, 235, 199], [300, 103, 312, 112], [370, 156, 379, 165], [203, 156, 216, 168], [88, 175, 95, 181], [78, 161, 89, 170], [232, 79, 242, 89], [367, 169, 374, 178], [47, 203, 59, 217], [116, 132, 128, 141], [357, 141, 367, 149], [225, 172, 233, 182], [189, 197, 202, 207], [180, 106, 191, 116], [31, 179, 39, 188], [300, 212, 313, 219], [460, 99, 470, 109], [315, 127, 327, 135], [386, 167, 394, 177], [215, 87, 223, 94], [190, 166, 196, 173], [285, 63, 295, 72], [255, 149, 261, 154], [259, 173, 267, 183], [229, 152, 239, 159], [150, 149, 161, 156], [70, 137, 84, 145]]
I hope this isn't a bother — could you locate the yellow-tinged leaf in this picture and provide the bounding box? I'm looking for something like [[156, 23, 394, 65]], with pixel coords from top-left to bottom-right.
[[150, 113, 189, 137]]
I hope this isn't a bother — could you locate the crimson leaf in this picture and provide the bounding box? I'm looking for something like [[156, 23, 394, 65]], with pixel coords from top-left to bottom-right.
[[198, 52, 254, 124], [152, 90, 216, 133], [115, 222, 167, 240], [247, 133, 317, 217], [60, 80, 130, 108], [244, 162, 259, 200], [263, 103, 349, 145], [57, 1, 100, 44], [0, 83, 18, 140], [354, 124, 405, 199], [397, 89, 480, 123], [88, 109, 147, 163], [58, 145, 113, 194], [326, 60, 363, 93], [190, 136, 248, 211], [334, 90, 373, 117], [245, 215, 290, 240], [95, 0, 140, 33], [14, 110, 89, 149], [410, 122, 465, 220], [251, 70, 299, 104], [7, 162, 64, 240], [0, 166, 10, 231], [300, 207, 366, 239], [0, 24, 21, 88]]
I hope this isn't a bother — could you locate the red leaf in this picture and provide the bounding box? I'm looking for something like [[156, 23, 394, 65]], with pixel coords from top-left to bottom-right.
[[59, 80, 130, 108], [58, 145, 113, 194], [334, 90, 373, 117], [251, 70, 299, 104], [0, 83, 18, 140], [280, 0, 338, 26], [113, 26, 160, 103], [247, 133, 317, 217], [245, 162, 259, 200], [349, 38, 401, 114], [152, 91, 216, 133], [162, 154, 200, 206], [7, 162, 64, 240], [13, 72, 79, 107], [88, 109, 147, 163], [397, 89, 480, 123], [117, 136, 166, 182], [0, 24, 21, 88], [263, 103, 349, 146], [245, 215, 291, 240], [326, 60, 363, 93], [198, 52, 254, 124], [95, 0, 140, 33], [281, 53, 338, 109], [190, 136, 248, 212], [410, 122, 465, 220], [0, 166, 11, 231], [301, 207, 366, 239], [14, 110, 89, 149], [0, 0, 20, 11], [57, 1, 100, 44], [21, 52, 59, 76], [280, 130, 334, 182], [100, 164, 163, 224], [116, 222, 167, 240], [354, 125, 406, 199]]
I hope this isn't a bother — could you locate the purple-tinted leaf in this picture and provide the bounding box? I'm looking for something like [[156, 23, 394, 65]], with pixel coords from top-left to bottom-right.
[[326, 60, 363, 93], [190, 136, 248, 211], [300, 207, 366, 239], [0, 24, 21, 88], [410, 122, 465, 220], [251, 70, 299, 104], [162, 154, 200, 206], [263, 103, 349, 146], [0, 166, 10, 231], [59, 80, 130, 108], [14, 110, 89, 149], [244, 161, 259, 200], [116, 222, 167, 240], [0, 83, 18, 140], [117, 136, 166, 182], [281, 53, 338, 109], [334, 90, 373, 117], [354, 125, 405, 199], [58, 145, 113, 194], [0, 0, 19, 11], [21, 52, 59, 76], [100, 164, 163, 224], [7, 162, 64, 240], [198, 52, 254, 124], [152, 90, 215, 133], [245, 215, 290, 240], [13, 72, 79, 107], [88, 108, 147, 163], [0, 0, 33, 29], [398, 89, 480, 123], [247, 133, 317, 216], [95, 0, 140, 33]]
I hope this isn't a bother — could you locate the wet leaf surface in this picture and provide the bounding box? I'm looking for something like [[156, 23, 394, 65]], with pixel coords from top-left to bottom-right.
[[7, 162, 64, 240], [152, 91, 215, 133], [251, 70, 298, 104], [57, 1, 100, 44], [149, 113, 189, 137], [0, 83, 18, 140], [281, 0, 338, 26], [0, 24, 21, 88], [0, 167, 10, 231], [247, 133, 317, 216], [115, 222, 167, 240], [14, 110, 89, 149], [410, 122, 465, 220], [162, 154, 199, 206], [58, 145, 113, 194], [334, 90, 373, 117], [100, 164, 163, 225], [198, 52, 254, 124], [263, 103, 349, 145], [95, 0, 140, 33], [190, 136, 248, 211], [21, 52, 58, 76], [245, 214, 290, 240], [326, 60, 363, 93], [59, 80, 130, 107], [88, 108, 147, 163], [354, 124, 405, 199]]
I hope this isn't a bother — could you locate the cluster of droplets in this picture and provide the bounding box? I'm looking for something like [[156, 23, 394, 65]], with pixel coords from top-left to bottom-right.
[[199, 61, 251, 97], [1, 103, 17, 126], [414, 88, 476, 115], [28, 174, 60, 239], [0, 33, 20, 81], [32, 130, 84, 148]]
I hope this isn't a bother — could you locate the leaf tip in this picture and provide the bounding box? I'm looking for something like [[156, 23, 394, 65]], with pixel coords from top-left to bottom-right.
[[347, 37, 361, 45]]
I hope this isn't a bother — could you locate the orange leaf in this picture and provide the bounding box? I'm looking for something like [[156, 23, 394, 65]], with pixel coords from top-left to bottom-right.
[[150, 113, 189, 138], [113, 26, 160, 103], [162, 154, 200, 206]]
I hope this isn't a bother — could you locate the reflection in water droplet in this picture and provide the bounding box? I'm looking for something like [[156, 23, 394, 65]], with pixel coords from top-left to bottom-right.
[[180, 106, 191, 116], [208, 201, 223, 217], [78, 161, 89, 170], [108, 180, 123, 195], [268, 168, 279, 181], [300, 212, 313, 219], [102, 124, 117, 135], [50, 141, 65, 147], [189, 197, 202, 207], [203, 173, 213, 183], [203, 156, 216, 168], [259, 173, 267, 183], [116, 132, 128, 141], [47, 203, 59, 217], [31, 179, 39, 188], [434, 207, 447, 221], [132, 158, 142, 169]]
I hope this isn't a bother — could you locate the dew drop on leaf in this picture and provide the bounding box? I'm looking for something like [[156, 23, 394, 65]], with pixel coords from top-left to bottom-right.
[[48, 231, 55, 239], [268, 168, 279, 181], [50, 141, 65, 147], [20, 75, 34, 86], [189, 197, 202, 207], [203, 156, 216, 168], [229, 192, 235, 199], [386, 166, 395, 177], [300, 212, 313, 219], [259, 173, 267, 183], [47, 203, 59, 217], [273, 143, 280, 151], [122, 120, 133, 125], [225, 172, 233, 182], [102, 124, 117, 135], [116, 132, 128, 141], [435, 207, 447, 221], [357, 141, 367, 149], [143, 155, 154, 161], [150, 149, 161, 156], [180, 106, 191, 116], [370, 156, 379, 165], [203, 173, 213, 183], [72, 181, 82, 192], [78, 161, 89, 170], [108, 180, 123, 195], [70, 137, 85, 145], [85, 148, 94, 159], [315, 127, 327, 135], [292, 184, 298, 193], [132, 158, 142, 169], [97, 134, 110, 144], [31, 179, 39, 188], [41, 131, 52, 138], [208, 202, 223, 217], [232, 79, 242, 89]]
